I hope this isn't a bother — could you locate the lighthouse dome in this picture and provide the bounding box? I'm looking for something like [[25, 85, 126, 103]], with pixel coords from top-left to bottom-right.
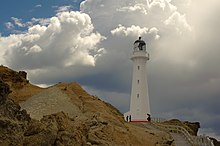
[[134, 37, 146, 51]]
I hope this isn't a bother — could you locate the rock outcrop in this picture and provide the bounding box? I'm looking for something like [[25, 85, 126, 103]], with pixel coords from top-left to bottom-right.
[[0, 66, 28, 86], [0, 65, 43, 102]]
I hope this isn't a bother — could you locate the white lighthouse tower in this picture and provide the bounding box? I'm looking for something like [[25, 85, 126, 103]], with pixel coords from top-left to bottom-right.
[[124, 37, 150, 122]]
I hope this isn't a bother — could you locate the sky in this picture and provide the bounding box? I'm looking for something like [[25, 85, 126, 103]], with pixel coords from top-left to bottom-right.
[[0, 0, 220, 140]]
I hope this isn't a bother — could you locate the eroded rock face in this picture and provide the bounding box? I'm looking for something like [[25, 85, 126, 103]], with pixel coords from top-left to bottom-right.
[[0, 80, 30, 121], [0, 79, 10, 104], [0, 80, 31, 145]]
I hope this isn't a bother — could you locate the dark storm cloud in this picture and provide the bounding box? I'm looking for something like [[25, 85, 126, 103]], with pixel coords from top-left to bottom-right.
[[77, 72, 131, 93]]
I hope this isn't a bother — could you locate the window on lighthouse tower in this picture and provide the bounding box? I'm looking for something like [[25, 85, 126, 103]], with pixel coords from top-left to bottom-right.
[[138, 66, 140, 70]]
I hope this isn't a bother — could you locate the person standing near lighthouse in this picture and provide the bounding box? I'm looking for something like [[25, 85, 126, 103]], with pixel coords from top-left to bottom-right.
[[124, 37, 151, 122]]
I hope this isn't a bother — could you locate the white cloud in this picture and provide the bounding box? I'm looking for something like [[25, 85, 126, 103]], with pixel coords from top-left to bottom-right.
[[56, 5, 73, 13], [27, 45, 42, 54], [11, 17, 26, 27], [111, 25, 148, 37], [6, 17, 49, 30], [35, 4, 42, 8], [28, 18, 50, 27], [0, 11, 105, 70], [111, 25, 160, 40], [164, 11, 192, 35], [5, 22, 15, 29], [117, 3, 148, 14]]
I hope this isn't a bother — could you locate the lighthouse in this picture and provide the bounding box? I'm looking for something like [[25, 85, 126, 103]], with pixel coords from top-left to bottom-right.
[[124, 37, 150, 122]]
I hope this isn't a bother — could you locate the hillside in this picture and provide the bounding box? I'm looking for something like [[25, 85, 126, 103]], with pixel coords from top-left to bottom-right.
[[0, 65, 219, 146], [0, 66, 174, 146], [19, 82, 175, 145]]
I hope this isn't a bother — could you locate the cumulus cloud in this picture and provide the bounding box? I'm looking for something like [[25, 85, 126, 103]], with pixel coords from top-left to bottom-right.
[[79, 0, 192, 84], [111, 25, 160, 40], [111, 25, 148, 37], [0, 11, 105, 70]]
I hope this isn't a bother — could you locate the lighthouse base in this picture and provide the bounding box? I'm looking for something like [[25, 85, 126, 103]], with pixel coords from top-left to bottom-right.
[[130, 120, 149, 122], [124, 111, 150, 122]]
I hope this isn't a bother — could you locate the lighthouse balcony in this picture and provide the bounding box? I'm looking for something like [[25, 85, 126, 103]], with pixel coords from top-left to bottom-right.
[[131, 51, 149, 60]]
